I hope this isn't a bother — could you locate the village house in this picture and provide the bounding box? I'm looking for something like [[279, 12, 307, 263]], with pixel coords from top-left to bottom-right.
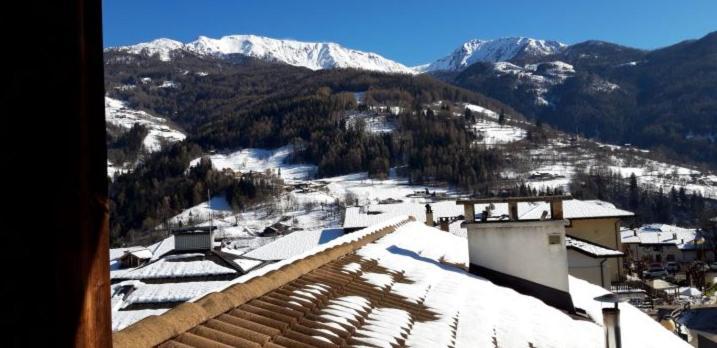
[[344, 197, 634, 285], [112, 215, 689, 348], [109, 227, 269, 331], [621, 224, 715, 264]]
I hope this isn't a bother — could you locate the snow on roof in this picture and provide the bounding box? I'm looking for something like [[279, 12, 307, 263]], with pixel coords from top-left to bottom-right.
[[114, 217, 687, 348], [109, 246, 145, 261], [566, 236, 623, 257], [123, 280, 229, 307], [111, 253, 237, 280], [344, 199, 633, 229], [147, 235, 175, 261], [519, 199, 634, 220], [243, 228, 344, 260], [126, 249, 153, 259], [343, 201, 464, 228], [620, 224, 699, 249], [230, 258, 263, 272]]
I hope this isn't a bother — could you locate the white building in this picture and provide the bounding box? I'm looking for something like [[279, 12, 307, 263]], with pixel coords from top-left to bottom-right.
[[621, 224, 714, 263]]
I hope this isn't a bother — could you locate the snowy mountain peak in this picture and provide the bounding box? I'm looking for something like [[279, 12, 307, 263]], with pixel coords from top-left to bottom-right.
[[115, 38, 184, 61], [109, 35, 414, 74], [424, 37, 567, 72]]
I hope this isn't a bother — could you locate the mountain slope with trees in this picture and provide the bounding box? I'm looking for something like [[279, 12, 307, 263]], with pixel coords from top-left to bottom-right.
[[443, 31, 717, 168]]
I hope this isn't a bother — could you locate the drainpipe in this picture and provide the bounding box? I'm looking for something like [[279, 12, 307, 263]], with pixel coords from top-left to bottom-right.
[[600, 258, 608, 288]]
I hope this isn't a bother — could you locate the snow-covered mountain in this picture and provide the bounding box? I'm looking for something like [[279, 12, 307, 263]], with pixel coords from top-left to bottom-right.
[[422, 37, 567, 72], [111, 35, 414, 74]]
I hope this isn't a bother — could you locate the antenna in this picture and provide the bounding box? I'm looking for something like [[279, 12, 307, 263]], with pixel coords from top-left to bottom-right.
[[208, 188, 213, 239]]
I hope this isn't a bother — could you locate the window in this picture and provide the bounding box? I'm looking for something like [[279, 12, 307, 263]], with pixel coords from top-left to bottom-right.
[[548, 234, 562, 245]]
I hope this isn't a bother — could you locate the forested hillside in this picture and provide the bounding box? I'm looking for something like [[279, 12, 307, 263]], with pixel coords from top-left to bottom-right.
[[446, 31, 717, 168], [105, 51, 518, 242]]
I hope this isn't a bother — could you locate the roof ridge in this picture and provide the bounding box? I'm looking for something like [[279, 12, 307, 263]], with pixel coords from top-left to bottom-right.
[[112, 216, 415, 348]]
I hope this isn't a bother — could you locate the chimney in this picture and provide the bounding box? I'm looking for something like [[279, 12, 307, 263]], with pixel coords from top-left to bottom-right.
[[594, 294, 625, 348], [603, 308, 622, 348], [672, 233, 677, 240], [425, 204, 434, 226], [459, 195, 575, 313], [439, 217, 449, 232]]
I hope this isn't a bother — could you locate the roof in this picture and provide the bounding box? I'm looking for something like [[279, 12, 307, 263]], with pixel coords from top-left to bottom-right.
[[110, 246, 146, 261], [343, 199, 633, 229], [343, 201, 463, 229], [111, 252, 238, 281], [519, 200, 634, 220], [676, 307, 717, 334], [124, 249, 153, 260], [243, 228, 345, 261], [113, 216, 688, 348], [620, 224, 700, 249], [566, 235, 624, 258]]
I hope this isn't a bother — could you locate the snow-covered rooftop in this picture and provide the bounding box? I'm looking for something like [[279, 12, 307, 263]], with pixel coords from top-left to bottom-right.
[[621, 224, 700, 249], [566, 236, 624, 257], [344, 200, 463, 229], [243, 228, 344, 261], [114, 217, 687, 348], [111, 252, 237, 281], [344, 199, 634, 229]]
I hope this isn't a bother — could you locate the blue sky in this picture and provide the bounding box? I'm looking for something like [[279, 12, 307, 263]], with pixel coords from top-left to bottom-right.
[[103, 0, 717, 66]]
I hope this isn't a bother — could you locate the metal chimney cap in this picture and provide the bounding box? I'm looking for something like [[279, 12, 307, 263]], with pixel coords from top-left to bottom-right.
[[594, 293, 628, 304]]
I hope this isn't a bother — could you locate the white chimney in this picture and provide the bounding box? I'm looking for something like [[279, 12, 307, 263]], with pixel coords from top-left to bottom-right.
[[465, 219, 575, 313]]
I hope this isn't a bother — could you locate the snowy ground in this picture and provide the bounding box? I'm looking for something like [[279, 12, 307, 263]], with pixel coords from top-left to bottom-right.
[[105, 97, 185, 153], [188, 145, 316, 181], [470, 118, 526, 146]]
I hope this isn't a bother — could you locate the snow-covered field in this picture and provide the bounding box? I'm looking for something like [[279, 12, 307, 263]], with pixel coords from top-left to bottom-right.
[[188, 145, 316, 181], [470, 118, 526, 146], [105, 97, 185, 153]]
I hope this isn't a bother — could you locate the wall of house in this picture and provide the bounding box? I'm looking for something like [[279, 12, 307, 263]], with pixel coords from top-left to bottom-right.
[[467, 220, 570, 292], [175, 233, 211, 251], [567, 218, 622, 282], [567, 250, 608, 288]]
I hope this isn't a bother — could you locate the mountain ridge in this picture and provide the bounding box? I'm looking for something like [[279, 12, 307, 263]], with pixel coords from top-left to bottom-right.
[[109, 35, 415, 74]]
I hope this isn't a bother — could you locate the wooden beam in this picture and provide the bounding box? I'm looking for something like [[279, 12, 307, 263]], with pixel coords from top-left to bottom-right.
[[5, 0, 112, 346]]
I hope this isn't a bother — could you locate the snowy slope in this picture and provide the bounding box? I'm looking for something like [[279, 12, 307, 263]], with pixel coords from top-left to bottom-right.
[[424, 37, 566, 72], [188, 145, 317, 181], [111, 35, 414, 74], [114, 38, 184, 61], [105, 97, 185, 152]]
